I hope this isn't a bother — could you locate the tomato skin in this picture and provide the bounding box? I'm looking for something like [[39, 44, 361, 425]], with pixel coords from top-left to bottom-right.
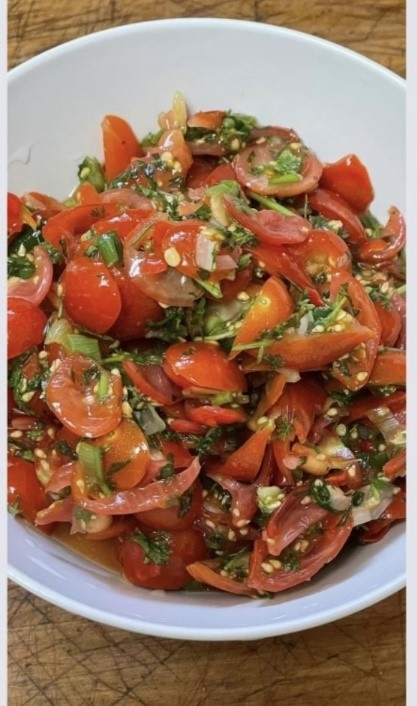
[[231, 276, 294, 354], [187, 560, 255, 596], [136, 481, 203, 531], [368, 349, 406, 387], [8, 246, 53, 306], [373, 301, 401, 347], [102, 114, 143, 180], [8, 454, 50, 523], [320, 154, 374, 213], [108, 268, 163, 339], [225, 195, 312, 246], [248, 513, 353, 592], [117, 528, 209, 590], [358, 207, 406, 264], [184, 401, 247, 427], [7, 297, 47, 359], [163, 342, 247, 392], [45, 355, 123, 438], [92, 419, 150, 491], [61, 256, 122, 334], [215, 422, 274, 482], [307, 188, 367, 245]]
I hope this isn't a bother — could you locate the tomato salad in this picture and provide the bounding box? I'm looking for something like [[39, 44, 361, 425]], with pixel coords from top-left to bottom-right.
[[7, 94, 406, 596]]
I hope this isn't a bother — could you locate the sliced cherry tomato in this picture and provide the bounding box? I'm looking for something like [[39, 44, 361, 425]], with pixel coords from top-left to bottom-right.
[[373, 301, 402, 347], [231, 276, 294, 354], [358, 207, 406, 264], [234, 139, 322, 198], [61, 256, 122, 334], [7, 297, 47, 359], [8, 454, 50, 523], [136, 480, 203, 531], [249, 244, 323, 306], [164, 342, 247, 392], [215, 421, 274, 482], [122, 360, 179, 406], [329, 272, 382, 390], [117, 527, 208, 590], [72, 456, 201, 515], [187, 559, 255, 596], [289, 229, 351, 294], [7, 192, 37, 238], [109, 268, 163, 339], [184, 401, 247, 427], [307, 188, 367, 245], [8, 246, 53, 306], [45, 354, 123, 438], [42, 202, 121, 256], [319, 154, 374, 213], [102, 114, 144, 181], [92, 419, 150, 490], [248, 512, 353, 592], [368, 349, 406, 387], [224, 195, 311, 246]]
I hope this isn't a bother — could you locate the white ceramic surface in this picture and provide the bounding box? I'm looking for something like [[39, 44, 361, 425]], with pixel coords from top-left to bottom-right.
[[8, 18, 406, 640]]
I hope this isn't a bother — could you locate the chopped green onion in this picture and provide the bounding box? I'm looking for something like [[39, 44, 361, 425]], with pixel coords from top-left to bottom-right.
[[76, 441, 112, 497], [97, 371, 110, 401], [97, 231, 123, 267], [66, 334, 101, 361], [268, 172, 302, 185], [77, 156, 106, 192], [195, 278, 223, 298], [248, 192, 294, 215]]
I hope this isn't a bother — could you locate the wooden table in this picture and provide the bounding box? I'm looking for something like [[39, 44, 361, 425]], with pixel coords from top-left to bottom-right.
[[8, 1, 406, 704]]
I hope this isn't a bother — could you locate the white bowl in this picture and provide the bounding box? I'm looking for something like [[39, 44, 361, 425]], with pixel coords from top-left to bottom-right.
[[8, 18, 405, 640]]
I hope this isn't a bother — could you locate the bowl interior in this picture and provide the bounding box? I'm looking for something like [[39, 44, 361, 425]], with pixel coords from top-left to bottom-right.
[[7, 18, 406, 640]]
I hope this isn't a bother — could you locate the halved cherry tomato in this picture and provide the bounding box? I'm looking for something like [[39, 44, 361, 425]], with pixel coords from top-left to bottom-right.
[[320, 154, 374, 213], [117, 527, 209, 590], [215, 421, 274, 482], [224, 195, 311, 246], [45, 354, 123, 438], [61, 256, 122, 334], [8, 454, 50, 523], [231, 276, 294, 355], [290, 229, 351, 294], [234, 139, 322, 198], [7, 297, 47, 359], [307, 188, 367, 245], [102, 114, 143, 181], [187, 559, 255, 596], [330, 272, 381, 390], [8, 246, 53, 306], [122, 359, 179, 406], [163, 342, 247, 392], [72, 456, 201, 515], [358, 207, 406, 264], [248, 512, 353, 592], [92, 419, 150, 490], [368, 349, 406, 387], [136, 480, 203, 531], [109, 268, 163, 340]]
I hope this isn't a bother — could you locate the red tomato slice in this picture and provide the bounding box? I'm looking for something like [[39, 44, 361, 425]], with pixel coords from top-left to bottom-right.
[[184, 401, 247, 427], [45, 354, 123, 438], [234, 140, 322, 198], [122, 360, 179, 406], [61, 256, 122, 334], [187, 559, 255, 596], [163, 342, 247, 392], [92, 419, 150, 491], [319, 154, 374, 213], [307, 188, 367, 245], [109, 268, 163, 339], [231, 276, 294, 354], [8, 246, 53, 306], [373, 301, 401, 347], [117, 527, 208, 590], [102, 114, 144, 181], [71, 456, 201, 515], [249, 244, 323, 306], [329, 272, 382, 391], [8, 454, 50, 523], [42, 202, 121, 256], [136, 480, 203, 531], [224, 195, 311, 246], [7, 297, 47, 359], [248, 513, 353, 592], [215, 422, 274, 482], [289, 228, 352, 294], [368, 349, 406, 387], [358, 207, 406, 264]]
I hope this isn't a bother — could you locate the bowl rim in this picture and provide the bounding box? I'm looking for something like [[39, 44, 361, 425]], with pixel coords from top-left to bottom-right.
[[7, 16, 406, 641]]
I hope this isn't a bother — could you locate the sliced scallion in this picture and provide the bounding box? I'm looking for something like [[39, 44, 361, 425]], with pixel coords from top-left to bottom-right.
[[97, 231, 123, 267], [76, 441, 112, 497], [66, 334, 101, 361]]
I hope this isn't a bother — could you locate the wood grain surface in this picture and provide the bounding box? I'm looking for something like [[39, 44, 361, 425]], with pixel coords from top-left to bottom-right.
[[8, 1, 406, 705]]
